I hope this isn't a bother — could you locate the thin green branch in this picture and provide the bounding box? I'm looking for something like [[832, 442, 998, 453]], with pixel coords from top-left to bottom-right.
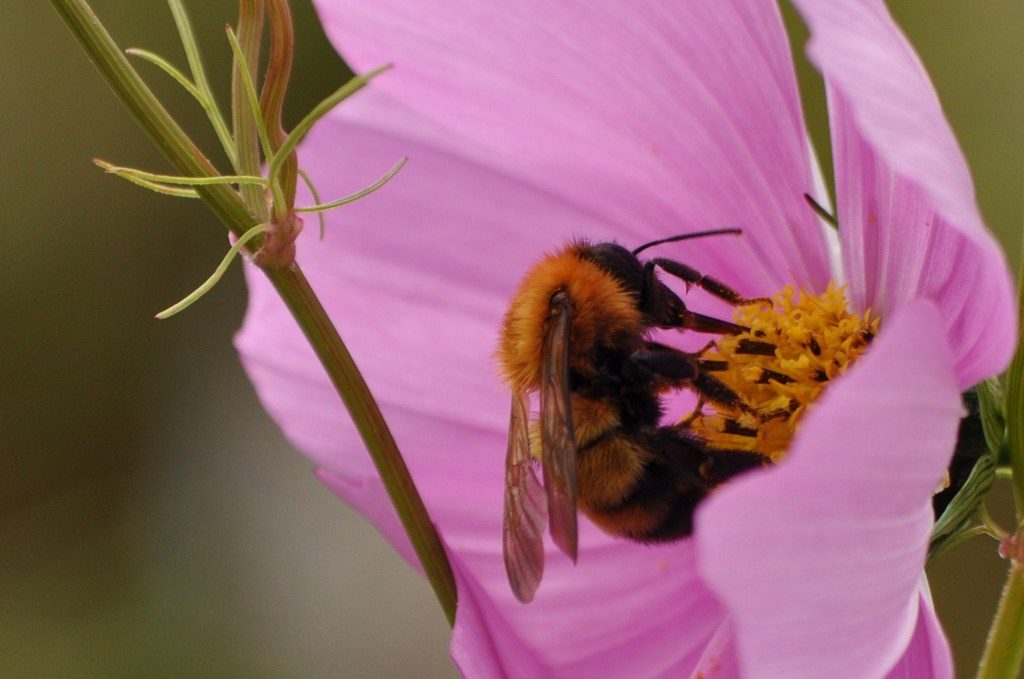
[[296, 157, 407, 214], [267, 65, 392, 185], [231, 0, 266, 219], [98, 161, 265, 188], [49, 0, 258, 240], [980, 504, 1011, 543], [978, 378, 1007, 454], [157, 222, 272, 319], [167, 0, 207, 94], [931, 452, 996, 559], [928, 525, 991, 562], [225, 25, 275, 164], [96, 160, 200, 197], [167, 0, 236, 167], [296, 168, 327, 239], [126, 48, 203, 100]]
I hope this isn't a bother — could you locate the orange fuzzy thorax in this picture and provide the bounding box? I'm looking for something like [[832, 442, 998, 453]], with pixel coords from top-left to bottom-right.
[[496, 241, 644, 392]]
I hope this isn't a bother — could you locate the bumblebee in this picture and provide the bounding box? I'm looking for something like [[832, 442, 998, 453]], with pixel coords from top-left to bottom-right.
[[496, 230, 766, 603]]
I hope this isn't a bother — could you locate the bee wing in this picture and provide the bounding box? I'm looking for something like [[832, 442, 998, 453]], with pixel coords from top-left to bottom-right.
[[503, 389, 547, 603], [540, 291, 579, 562]]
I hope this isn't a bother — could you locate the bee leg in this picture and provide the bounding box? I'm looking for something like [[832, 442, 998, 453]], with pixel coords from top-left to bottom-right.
[[677, 396, 705, 427], [630, 346, 698, 380], [647, 427, 709, 488], [653, 428, 765, 490], [659, 425, 765, 480], [648, 258, 771, 309], [699, 447, 767, 484], [631, 347, 744, 412], [637, 261, 747, 334], [645, 339, 716, 360]]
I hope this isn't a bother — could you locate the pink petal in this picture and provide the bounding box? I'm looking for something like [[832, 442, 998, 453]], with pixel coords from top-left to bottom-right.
[[236, 107, 727, 675], [238, 5, 987, 676], [449, 537, 727, 676], [688, 619, 742, 678], [686, 585, 954, 679], [885, 587, 953, 679], [317, 427, 730, 677], [696, 300, 961, 678], [313, 0, 831, 295], [790, 0, 1017, 387]]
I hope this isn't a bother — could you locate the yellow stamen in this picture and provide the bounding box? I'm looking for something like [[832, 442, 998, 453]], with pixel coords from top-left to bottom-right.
[[690, 283, 879, 461]]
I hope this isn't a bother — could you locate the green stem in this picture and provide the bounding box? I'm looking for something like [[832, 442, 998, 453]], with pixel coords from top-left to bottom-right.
[[232, 0, 268, 219], [1007, 234, 1024, 522], [49, 0, 457, 626], [977, 175, 1024, 679], [266, 266, 458, 625], [261, 0, 298, 220], [978, 560, 1024, 679]]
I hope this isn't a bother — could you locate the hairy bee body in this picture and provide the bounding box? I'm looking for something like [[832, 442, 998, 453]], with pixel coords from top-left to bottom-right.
[[498, 243, 645, 394], [497, 236, 764, 603]]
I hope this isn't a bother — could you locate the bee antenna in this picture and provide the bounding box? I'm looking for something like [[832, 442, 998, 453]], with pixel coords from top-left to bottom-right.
[[631, 228, 743, 256], [803, 193, 839, 229]]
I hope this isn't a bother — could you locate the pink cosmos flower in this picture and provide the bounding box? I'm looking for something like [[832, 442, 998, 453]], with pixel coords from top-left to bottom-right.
[[235, 1, 1016, 676]]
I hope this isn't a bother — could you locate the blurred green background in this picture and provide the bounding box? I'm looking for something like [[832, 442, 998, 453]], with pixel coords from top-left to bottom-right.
[[2, 1, 1020, 677]]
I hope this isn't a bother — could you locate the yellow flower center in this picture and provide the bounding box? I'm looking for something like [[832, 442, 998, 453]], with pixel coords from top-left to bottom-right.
[[689, 283, 880, 462]]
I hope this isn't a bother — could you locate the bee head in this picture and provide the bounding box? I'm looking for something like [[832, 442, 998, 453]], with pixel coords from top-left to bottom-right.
[[577, 242, 645, 296]]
